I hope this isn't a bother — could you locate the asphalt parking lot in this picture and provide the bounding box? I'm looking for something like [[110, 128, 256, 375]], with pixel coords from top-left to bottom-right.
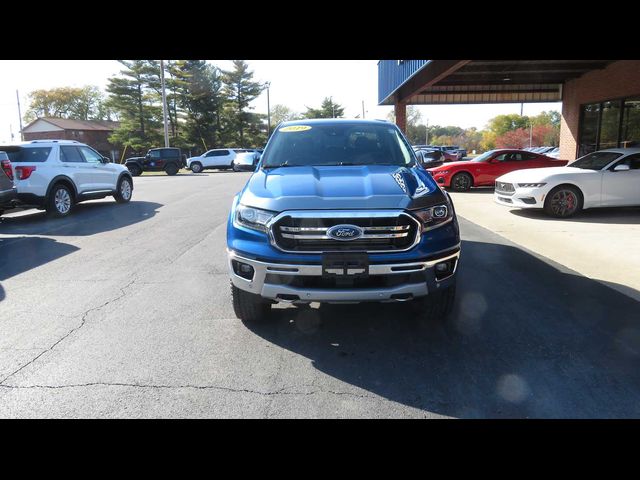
[[1, 172, 639, 418]]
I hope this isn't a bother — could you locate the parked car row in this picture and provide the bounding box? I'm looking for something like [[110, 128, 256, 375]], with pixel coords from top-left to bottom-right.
[[524, 146, 560, 158], [0, 140, 133, 218], [186, 148, 261, 173], [413, 145, 465, 161], [421, 145, 640, 218]]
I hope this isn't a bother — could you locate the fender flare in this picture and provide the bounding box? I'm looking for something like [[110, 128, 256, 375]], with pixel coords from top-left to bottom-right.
[[46, 175, 78, 200], [117, 171, 134, 190]]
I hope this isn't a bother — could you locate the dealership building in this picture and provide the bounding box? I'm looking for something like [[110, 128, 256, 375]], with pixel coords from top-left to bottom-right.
[[378, 60, 640, 159]]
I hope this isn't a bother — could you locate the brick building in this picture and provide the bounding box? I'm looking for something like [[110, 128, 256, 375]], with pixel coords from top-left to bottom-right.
[[378, 60, 640, 160], [21, 117, 122, 160]]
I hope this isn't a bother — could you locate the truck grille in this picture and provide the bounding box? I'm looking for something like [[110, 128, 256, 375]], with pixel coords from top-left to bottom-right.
[[270, 211, 421, 253], [495, 181, 515, 195]]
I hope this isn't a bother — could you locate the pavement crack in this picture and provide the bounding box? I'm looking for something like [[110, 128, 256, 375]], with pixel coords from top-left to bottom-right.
[[0, 278, 138, 386], [0, 381, 377, 400]]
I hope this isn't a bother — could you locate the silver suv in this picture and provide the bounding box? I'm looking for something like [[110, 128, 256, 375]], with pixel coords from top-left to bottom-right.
[[0, 140, 134, 217]]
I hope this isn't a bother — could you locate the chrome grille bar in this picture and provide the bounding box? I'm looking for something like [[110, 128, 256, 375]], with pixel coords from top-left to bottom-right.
[[281, 232, 410, 239]]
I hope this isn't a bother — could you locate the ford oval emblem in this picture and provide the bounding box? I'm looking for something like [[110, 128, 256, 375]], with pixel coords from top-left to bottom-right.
[[327, 224, 363, 241]]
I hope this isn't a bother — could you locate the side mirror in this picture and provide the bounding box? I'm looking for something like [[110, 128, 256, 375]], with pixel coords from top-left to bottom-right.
[[145, 153, 150, 159], [613, 164, 630, 172], [101, 156, 111, 163], [414, 150, 425, 167]]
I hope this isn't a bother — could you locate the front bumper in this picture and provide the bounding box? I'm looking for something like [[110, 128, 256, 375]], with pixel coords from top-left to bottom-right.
[[228, 249, 459, 304], [494, 186, 549, 209]]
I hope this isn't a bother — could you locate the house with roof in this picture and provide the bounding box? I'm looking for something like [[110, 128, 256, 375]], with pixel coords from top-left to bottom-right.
[[21, 117, 122, 160]]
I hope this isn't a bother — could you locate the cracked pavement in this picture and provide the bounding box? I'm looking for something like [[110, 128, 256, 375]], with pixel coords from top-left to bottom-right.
[[1, 172, 640, 418]]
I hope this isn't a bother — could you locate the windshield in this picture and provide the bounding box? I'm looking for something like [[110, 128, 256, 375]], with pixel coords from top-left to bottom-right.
[[470, 150, 496, 162], [261, 123, 415, 168], [568, 151, 623, 170]]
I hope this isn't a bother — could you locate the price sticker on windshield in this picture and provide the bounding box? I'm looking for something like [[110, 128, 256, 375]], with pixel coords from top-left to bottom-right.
[[279, 125, 312, 132]]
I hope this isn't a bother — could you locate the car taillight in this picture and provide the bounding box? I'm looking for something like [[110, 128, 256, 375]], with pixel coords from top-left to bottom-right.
[[15, 165, 36, 180], [1, 160, 13, 180]]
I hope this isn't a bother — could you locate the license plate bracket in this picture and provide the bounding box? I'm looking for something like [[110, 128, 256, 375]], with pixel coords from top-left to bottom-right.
[[322, 252, 369, 278]]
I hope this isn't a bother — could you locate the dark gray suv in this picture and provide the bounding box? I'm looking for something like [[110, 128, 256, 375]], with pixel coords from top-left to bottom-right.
[[0, 151, 17, 215]]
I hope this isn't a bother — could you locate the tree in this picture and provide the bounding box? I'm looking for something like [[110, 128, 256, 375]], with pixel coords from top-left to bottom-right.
[[487, 114, 530, 137], [304, 97, 344, 119], [270, 104, 300, 127], [25, 86, 108, 122], [176, 60, 226, 151], [105, 60, 164, 151], [222, 60, 265, 147]]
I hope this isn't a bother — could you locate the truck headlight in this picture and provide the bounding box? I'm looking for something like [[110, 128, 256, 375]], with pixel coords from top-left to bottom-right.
[[411, 204, 453, 231], [235, 205, 275, 232], [517, 183, 547, 188]]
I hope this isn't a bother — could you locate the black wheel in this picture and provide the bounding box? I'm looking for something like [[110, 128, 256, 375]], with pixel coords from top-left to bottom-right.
[[128, 164, 142, 177], [411, 283, 456, 320], [165, 163, 179, 176], [450, 172, 473, 192], [114, 176, 133, 204], [46, 183, 74, 218], [190, 162, 203, 173], [231, 282, 270, 322], [232, 162, 240, 172], [544, 185, 583, 218]]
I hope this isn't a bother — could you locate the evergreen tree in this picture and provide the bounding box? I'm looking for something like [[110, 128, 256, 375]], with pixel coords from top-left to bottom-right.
[[304, 97, 344, 119], [177, 60, 226, 151], [222, 60, 265, 147], [106, 60, 163, 151]]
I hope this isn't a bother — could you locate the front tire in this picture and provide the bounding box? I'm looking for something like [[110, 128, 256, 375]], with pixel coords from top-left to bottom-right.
[[412, 283, 456, 320], [114, 176, 133, 203], [450, 172, 473, 192], [46, 183, 74, 218], [544, 185, 583, 218], [190, 162, 203, 173], [165, 163, 179, 176], [231, 282, 270, 322], [128, 164, 142, 177]]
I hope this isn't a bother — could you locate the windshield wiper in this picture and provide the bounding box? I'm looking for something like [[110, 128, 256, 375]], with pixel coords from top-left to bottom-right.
[[263, 161, 293, 169]]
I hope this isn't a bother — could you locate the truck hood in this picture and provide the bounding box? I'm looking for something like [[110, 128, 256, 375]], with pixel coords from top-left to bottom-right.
[[239, 165, 447, 211], [497, 166, 595, 183]]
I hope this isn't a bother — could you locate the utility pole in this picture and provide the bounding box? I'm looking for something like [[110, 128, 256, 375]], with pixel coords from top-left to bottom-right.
[[529, 122, 533, 148], [16, 90, 24, 141], [362, 100, 365, 119], [160, 60, 169, 147], [425, 118, 429, 145], [520, 103, 524, 116], [265, 81, 271, 137]]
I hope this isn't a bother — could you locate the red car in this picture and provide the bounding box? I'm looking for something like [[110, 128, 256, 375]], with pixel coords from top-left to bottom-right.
[[426, 149, 568, 191]]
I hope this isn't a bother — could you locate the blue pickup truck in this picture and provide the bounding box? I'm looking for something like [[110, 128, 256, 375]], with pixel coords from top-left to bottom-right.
[[226, 119, 461, 322]]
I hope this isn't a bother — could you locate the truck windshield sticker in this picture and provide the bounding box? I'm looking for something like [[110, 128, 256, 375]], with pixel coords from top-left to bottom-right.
[[279, 125, 312, 132]]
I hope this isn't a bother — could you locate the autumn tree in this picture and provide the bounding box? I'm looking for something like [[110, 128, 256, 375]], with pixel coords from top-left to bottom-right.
[[25, 86, 108, 122]]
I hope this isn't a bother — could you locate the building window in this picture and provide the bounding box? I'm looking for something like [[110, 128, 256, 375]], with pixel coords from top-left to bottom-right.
[[578, 103, 600, 157], [621, 97, 640, 148], [578, 96, 640, 157]]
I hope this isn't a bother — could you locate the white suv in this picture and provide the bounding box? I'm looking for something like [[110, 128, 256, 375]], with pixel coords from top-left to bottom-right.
[[1, 140, 133, 217], [186, 148, 237, 173]]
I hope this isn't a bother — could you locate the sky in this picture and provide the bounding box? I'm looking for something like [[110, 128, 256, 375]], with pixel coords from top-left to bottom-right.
[[0, 60, 561, 142]]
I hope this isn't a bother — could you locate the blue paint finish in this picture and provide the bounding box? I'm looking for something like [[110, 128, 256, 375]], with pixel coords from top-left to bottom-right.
[[227, 118, 460, 274], [378, 60, 429, 105]]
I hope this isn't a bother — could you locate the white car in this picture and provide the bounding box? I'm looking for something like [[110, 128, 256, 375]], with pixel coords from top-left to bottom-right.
[[494, 148, 640, 218], [187, 148, 237, 173], [0, 140, 133, 217]]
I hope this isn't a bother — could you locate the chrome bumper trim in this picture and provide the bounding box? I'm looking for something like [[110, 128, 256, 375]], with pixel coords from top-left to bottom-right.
[[228, 249, 460, 303]]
